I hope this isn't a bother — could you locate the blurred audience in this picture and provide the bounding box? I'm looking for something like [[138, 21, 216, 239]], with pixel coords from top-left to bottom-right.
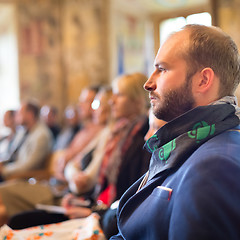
[[0, 100, 53, 181], [0, 74, 152, 238], [60, 73, 151, 238], [0, 86, 110, 226], [6, 73, 151, 239]]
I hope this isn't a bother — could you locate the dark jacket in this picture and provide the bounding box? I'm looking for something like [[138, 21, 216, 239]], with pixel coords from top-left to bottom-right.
[[115, 118, 150, 200], [111, 126, 240, 240]]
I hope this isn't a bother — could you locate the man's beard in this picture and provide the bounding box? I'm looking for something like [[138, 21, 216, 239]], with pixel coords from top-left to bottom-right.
[[151, 77, 195, 122]]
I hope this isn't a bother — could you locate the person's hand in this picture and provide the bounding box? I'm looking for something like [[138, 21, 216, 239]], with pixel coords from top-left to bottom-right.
[[61, 193, 92, 219], [65, 206, 92, 219], [61, 193, 75, 208]]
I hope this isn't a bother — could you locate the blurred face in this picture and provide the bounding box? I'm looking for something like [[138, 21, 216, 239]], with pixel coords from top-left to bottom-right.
[[16, 104, 28, 126], [111, 81, 138, 120], [41, 109, 58, 127], [144, 30, 196, 122], [92, 91, 111, 125], [78, 89, 96, 121], [65, 107, 79, 126], [3, 111, 15, 128], [40, 106, 50, 124]]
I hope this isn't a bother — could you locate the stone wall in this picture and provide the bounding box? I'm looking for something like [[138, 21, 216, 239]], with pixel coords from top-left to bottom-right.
[[61, 0, 109, 104], [17, 0, 109, 113], [18, 0, 63, 108]]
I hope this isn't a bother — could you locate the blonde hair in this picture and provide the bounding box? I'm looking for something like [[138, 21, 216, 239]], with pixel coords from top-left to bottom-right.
[[112, 72, 149, 114]]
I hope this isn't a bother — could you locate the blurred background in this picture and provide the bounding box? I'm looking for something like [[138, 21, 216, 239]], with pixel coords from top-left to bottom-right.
[[0, 0, 240, 130]]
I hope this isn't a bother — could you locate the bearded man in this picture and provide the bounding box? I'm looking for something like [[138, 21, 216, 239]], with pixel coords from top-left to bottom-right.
[[111, 24, 240, 240]]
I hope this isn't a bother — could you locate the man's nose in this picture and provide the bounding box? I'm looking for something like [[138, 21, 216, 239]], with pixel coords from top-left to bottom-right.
[[144, 74, 156, 92]]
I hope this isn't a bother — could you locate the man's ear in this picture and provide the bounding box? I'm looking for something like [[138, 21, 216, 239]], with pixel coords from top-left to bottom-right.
[[192, 67, 220, 106], [196, 67, 215, 93]]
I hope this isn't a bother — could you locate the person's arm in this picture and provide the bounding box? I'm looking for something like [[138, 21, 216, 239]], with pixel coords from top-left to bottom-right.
[[64, 206, 92, 219], [67, 127, 111, 194], [169, 153, 240, 240], [1, 125, 52, 178]]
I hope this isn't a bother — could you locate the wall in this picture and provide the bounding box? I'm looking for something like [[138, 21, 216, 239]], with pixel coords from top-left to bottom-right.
[[17, 0, 63, 110], [109, 0, 154, 80], [16, 0, 109, 114], [61, 0, 109, 104]]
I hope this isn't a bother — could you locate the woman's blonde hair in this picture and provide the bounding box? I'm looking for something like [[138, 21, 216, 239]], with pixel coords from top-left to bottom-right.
[[112, 72, 149, 114]]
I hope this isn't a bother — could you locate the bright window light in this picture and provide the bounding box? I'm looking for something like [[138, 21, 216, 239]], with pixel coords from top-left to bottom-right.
[[186, 12, 212, 26], [160, 16, 186, 45], [160, 12, 212, 46], [0, 4, 20, 135]]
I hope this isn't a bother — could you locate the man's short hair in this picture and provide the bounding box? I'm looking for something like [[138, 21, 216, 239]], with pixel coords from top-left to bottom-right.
[[182, 24, 240, 98], [88, 85, 101, 94], [25, 101, 40, 119], [7, 110, 16, 118]]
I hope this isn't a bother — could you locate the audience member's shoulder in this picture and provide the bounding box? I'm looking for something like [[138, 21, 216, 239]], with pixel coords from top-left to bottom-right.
[[35, 121, 53, 138]]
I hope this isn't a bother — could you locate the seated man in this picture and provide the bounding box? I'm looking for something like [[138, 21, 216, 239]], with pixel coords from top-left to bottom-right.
[[53, 105, 81, 151], [40, 105, 61, 142], [0, 100, 53, 180], [111, 24, 240, 240], [0, 110, 25, 163]]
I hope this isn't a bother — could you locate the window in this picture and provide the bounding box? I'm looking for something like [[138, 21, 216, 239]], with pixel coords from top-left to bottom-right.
[[160, 12, 212, 46], [0, 3, 19, 135]]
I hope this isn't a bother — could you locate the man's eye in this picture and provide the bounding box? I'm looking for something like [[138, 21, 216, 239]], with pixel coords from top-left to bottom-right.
[[158, 67, 166, 72]]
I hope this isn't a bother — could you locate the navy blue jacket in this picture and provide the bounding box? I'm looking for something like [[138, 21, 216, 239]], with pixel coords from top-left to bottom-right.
[[111, 126, 240, 240]]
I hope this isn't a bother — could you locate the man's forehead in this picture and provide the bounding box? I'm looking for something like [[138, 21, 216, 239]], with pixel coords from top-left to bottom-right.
[[154, 30, 189, 65]]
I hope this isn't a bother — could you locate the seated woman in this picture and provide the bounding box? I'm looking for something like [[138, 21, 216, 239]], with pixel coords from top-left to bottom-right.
[[7, 73, 151, 239]]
